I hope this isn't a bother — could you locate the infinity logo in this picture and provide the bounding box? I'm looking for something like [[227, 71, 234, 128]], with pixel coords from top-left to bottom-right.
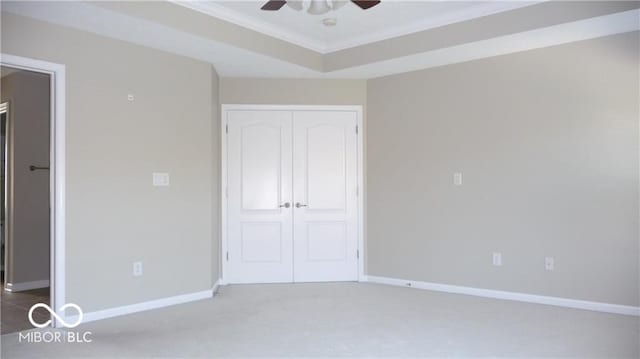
[[28, 303, 83, 328]]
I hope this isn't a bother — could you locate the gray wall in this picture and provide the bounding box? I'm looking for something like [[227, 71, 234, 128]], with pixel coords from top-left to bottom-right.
[[1, 69, 51, 287], [219, 78, 367, 106], [2, 7, 637, 312], [1, 12, 219, 311], [367, 31, 640, 306]]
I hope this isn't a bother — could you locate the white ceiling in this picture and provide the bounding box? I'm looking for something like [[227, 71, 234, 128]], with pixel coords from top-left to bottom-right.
[[175, 0, 541, 53]]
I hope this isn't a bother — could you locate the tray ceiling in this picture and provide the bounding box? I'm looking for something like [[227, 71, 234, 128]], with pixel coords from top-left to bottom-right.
[[175, 1, 540, 53]]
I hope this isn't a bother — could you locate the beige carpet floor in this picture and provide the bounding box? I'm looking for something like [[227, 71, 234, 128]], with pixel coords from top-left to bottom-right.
[[1, 287, 50, 335], [1, 282, 638, 358]]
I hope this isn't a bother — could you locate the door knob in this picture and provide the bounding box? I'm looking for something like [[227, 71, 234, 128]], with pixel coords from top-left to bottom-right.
[[295, 202, 308, 208], [279, 202, 290, 208]]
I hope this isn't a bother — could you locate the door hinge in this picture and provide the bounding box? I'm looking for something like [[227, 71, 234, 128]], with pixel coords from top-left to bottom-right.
[[225, 124, 228, 134], [356, 186, 359, 197], [226, 252, 229, 261], [357, 250, 359, 259], [355, 125, 358, 134]]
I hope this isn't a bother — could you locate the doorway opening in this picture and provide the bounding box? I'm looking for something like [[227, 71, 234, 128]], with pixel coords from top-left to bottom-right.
[[0, 54, 65, 330], [0, 66, 51, 334]]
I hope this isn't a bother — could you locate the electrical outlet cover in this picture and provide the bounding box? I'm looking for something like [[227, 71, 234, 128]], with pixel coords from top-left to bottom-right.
[[545, 257, 555, 271]]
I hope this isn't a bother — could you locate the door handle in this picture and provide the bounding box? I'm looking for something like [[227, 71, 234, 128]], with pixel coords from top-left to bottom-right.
[[295, 202, 308, 208], [279, 202, 290, 208], [29, 165, 50, 171]]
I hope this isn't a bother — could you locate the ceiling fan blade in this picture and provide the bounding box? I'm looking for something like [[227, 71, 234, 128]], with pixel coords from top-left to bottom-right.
[[351, 0, 381, 10], [261, 0, 287, 11]]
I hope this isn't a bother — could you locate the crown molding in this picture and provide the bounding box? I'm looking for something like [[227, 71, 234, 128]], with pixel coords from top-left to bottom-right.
[[5, 1, 637, 79], [327, 8, 640, 78], [170, 0, 327, 53], [2, 1, 325, 78], [323, 1, 543, 53], [171, 1, 543, 54]]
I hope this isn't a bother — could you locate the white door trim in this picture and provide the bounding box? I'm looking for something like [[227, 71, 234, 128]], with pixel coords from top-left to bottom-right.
[[0, 54, 66, 328], [220, 104, 364, 284]]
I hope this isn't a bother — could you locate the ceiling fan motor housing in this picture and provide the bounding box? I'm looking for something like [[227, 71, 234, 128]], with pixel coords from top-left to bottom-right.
[[261, 0, 381, 12]]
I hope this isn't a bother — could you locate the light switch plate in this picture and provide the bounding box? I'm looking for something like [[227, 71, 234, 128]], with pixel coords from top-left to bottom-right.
[[153, 172, 170, 186], [492, 252, 502, 266], [454, 172, 463, 186], [133, 261, 143, 277]]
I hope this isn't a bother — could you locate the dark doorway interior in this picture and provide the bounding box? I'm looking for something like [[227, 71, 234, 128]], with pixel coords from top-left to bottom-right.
[[0, 66, 51, 334]]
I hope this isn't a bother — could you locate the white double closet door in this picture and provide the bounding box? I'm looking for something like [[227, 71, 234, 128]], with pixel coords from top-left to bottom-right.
[[226, 109, 359, 283]]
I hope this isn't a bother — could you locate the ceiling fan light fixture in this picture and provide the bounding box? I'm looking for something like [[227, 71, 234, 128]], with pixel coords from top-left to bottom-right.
[[286, 0, 303, 11], [307, 0, 331, 15], [330, 0, 348, 10], [322, 17, 337, 26]]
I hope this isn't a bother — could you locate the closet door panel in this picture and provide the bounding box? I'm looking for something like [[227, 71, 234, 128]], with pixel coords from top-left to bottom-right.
[[292, 111, 359, 282], [226, 110, 293, 283]]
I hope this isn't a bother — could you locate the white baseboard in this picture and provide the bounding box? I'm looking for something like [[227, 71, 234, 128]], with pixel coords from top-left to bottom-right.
[[212, 278, 221, 295], [69, 284, 219, 325], [4, 279, 50, 292], [365, 275, 640, 317]]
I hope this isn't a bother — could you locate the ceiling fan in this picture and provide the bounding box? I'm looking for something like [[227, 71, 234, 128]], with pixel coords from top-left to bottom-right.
[[261, 0, 381, 14]]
